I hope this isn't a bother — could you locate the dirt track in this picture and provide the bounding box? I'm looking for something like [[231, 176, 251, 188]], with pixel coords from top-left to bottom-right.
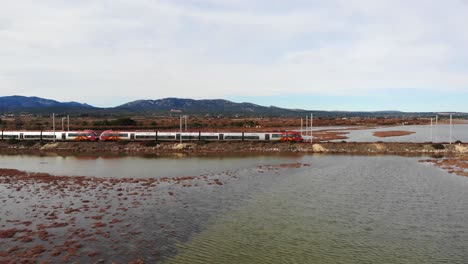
[[1, 141, 467, 156]]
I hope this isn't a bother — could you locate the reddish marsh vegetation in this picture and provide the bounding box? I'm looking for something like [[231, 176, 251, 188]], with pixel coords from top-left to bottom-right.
[[373, 131, 416, 138]]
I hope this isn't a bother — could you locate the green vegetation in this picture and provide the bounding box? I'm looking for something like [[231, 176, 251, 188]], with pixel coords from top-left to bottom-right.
[[432, 143, 445, 150], [191, 122, 206, 128]]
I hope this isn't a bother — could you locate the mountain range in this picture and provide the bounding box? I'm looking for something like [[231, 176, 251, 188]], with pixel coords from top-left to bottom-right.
[[0, 96, 94, 113], [0, 95, 466, 118], [117, 98, 311, 116]]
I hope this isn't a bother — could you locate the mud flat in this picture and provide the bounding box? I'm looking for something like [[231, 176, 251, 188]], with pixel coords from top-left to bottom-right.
[[0, 141, 467, 156], [420, 155, 468, 177], [373, 130, 416, 138]]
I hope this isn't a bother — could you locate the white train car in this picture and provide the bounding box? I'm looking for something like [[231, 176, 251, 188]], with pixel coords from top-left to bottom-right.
[[40, 131, 59, 140], [0, 130, 98, 141], [2, 131, 22, 140], [156, 132, 177, 141], [134, 131, 156, 141]]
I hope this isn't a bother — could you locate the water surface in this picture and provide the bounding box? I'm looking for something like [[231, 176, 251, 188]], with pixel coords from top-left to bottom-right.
[[1, 154, 467, 263], [304, 124, 468, 143]]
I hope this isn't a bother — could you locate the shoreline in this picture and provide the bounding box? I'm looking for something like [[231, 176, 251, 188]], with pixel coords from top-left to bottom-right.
[[0, 141, 467, 156]]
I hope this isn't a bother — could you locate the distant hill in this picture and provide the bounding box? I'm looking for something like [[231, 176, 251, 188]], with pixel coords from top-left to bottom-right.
[[115, 98, 310, 116], [115, 98, 448, 118], [0, 95, 95, 114], [0, 95, 467, 118]]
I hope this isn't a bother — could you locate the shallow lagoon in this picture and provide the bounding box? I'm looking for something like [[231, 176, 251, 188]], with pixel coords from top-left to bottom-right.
[[1, 154, 467, 263], [305, 124, 468, 143]]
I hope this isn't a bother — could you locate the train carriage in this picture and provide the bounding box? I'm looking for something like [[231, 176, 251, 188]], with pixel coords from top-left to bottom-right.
[[156, 132, 177, 141], [64, 130, 98, 141], [1, 131, 21, 140], [223, 132, 243, 140], [134, 131, 157, 141], [41, 131, 58, 140], [99, 130, 131, 141], [0, 130, 98, 141], [198, 132, 220, 141], [243, 132, 264, 140]]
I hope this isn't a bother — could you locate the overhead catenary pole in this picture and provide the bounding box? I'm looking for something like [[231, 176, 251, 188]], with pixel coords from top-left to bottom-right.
[[430, 118, 433, 142], [450, 114, 453, 144], [310, 113, 313, 144], [67, 115, 70, 131], [185, 116, 188, 131], [52, 113, 55, 142], [435, 115, 438, 142], [61, 117, 66, 131], [300, 118, 303, 137], [179, 116, 182, 143]]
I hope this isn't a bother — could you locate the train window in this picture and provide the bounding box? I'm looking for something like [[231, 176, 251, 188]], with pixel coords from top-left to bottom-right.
[[233, 136, 243, 139], [271, 134, 282, 138], [135, 135, 155, 139], [224, 136, 243, 140], [243, 136, 260, 140], [200, 136, 219, 140], [181, 135, 198, 139], [24, 135, 40, 139], [158, 135, 175, 139], [118, 133, 128, 137], [4, 135, 19, 139], [68, 133, 78, 137], [42, 135, 56, 139]]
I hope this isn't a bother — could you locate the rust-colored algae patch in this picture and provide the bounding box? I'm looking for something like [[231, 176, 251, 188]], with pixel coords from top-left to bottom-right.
[[420, 155, 468, 177], [313, 131, 349, 141], [373, 130, 415, 138], [0, 168, 231, 262]]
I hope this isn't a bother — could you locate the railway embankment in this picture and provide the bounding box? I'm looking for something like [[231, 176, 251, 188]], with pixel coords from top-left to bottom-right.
[[0, 141, 467, 156]]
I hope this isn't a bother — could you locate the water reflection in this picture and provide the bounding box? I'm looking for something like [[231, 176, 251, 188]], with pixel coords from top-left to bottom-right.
[[0, 153, 305, 178]]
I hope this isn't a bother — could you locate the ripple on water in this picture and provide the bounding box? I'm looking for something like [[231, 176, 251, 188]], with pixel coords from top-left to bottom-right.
[[1, 155, 468, 263], [165, 156, 468, 264]]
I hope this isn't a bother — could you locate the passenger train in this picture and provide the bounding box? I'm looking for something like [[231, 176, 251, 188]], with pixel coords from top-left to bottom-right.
[[99, 130, 303, 142], [0, 130, 303, 142]]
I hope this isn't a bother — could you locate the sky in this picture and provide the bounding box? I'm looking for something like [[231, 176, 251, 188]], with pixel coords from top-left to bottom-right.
[[1, 0, 467, 111]]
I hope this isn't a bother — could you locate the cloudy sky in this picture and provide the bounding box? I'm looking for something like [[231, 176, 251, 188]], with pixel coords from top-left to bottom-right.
[[1, 0, 467, 111]]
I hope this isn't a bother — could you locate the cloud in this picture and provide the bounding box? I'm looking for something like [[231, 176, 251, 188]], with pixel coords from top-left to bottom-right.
[[0, 0, 467, 107]]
